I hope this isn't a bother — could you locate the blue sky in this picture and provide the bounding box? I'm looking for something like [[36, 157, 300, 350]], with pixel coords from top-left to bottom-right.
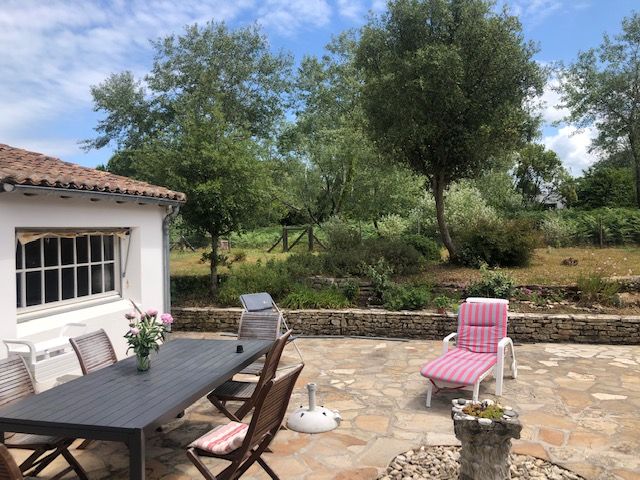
[[0, 0, 637, 175]]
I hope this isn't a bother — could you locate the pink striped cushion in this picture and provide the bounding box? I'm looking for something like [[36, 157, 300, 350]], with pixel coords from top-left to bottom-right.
[[420, 348, 497, 385], [190, 422, 248, 455], [457, 302, 508, 354]]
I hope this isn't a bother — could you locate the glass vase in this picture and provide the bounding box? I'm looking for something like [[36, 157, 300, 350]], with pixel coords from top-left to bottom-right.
[[136, 353, 150, 372]]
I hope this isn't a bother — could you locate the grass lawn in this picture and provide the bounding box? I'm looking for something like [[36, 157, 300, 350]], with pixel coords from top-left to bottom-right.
[[172, 245, 640, 286], [429, 246, 640, 285]]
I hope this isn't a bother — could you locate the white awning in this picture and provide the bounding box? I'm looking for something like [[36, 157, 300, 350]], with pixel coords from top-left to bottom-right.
[[16, 229, 130, 245]]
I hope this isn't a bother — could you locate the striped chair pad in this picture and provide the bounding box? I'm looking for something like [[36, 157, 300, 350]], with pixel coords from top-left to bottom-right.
[[190, 422, 248, 455], [420, 348, 497, 385], [457, 302, 508, 354], [212, 380, 257, 400]]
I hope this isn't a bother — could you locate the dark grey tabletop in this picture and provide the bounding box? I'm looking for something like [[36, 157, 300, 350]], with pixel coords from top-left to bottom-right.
[[0, 338, 272, 436]]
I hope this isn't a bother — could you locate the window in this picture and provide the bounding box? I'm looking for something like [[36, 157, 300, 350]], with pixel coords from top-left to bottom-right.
[[16, 233, 120, 310]]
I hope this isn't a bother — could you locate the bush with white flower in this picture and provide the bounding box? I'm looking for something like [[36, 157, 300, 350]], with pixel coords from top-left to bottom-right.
[[124, 308, 174, 361]]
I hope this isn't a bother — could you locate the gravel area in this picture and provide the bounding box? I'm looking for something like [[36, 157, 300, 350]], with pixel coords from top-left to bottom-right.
[[378, 446, 585, 480]]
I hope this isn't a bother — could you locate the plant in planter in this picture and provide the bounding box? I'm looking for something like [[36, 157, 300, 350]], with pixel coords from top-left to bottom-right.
[[433, 295, 452, 314], [124, 308, 174, 371], [451, 399, 521, 480]]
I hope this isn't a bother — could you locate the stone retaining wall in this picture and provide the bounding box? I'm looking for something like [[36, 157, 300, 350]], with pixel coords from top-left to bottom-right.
[[172, 307, 640, 344]]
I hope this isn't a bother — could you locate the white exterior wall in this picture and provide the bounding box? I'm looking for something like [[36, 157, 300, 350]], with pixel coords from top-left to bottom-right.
[[0, 193, 168, 360]]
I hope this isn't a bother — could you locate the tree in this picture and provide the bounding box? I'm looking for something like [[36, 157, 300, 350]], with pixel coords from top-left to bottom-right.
[[86, 22, 292, 294], [513, 143, 575, 206], [560, 12, 640, 207], [355, 0, 544, 260], [576, 162, 636, 208]]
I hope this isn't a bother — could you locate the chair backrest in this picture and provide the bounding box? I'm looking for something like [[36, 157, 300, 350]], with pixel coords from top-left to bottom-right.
[[237, 311, 282, 341], [465, 297, 509, 305], [0, 444, 23, 480], [0, 355, 36, 409], [69, 329, 118, 375], [456, 302, 508, 354], [240, 293, 276, 312], [241, 363, 304, 452], [254, 330, 292, 394]]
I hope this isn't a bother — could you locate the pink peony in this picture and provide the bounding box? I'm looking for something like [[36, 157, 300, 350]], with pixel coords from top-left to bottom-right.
[[129, 327, 140, 335], [146, 308, 158, 317], [160, 313, 174, 325], [124, 311, 137, 320]]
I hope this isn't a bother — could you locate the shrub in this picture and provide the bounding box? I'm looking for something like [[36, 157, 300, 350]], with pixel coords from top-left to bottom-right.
[[466, 265, 516, 299], [171, 274, 210, 305], [401, 234, 441, 262], [280, 286, 352, 309], [340, 279, 360, 302], [321, 248, 369, 276], [540, 215, 576, 248], [382, 283, 431, 310], [376, 214, 410, 238], [363, 259, 394, 298], [229, 226, 282, 249], [456, 219, 538, 267], [285, 253, 325, 278], [216, 260, 295, 306], [576, 272, 620, 306], [324, 217, 362, 251], [364, 237, 425, 275], [433, 295, 452, 310]]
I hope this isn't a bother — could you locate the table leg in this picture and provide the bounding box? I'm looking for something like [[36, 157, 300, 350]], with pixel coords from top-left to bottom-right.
[[128, 430, 145, 480]]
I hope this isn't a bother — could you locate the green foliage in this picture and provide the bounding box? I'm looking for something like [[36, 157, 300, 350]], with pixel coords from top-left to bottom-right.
[[466, 265, 516, 299], [462, 403, 504, 420], [376, 214, 411, 238], [171, 275, 210, 304], [457, 219, 538, 267], [285, 253, 325, 278], [401, 234, 441, 262], [230, 226, 283, 249], [363, 259, 394, 298], [340, 280, 360, 303], [364, 237, 425, 275], [324, 217, 362, 251], [382, 283, 431, 311], [576, 164, 636, 209], [433, 295, 452, 310], [356, 0, 545, 258], [216, 261, 295, 307], [540, 215, 577, 248], [281, 286, 352, 309], [560, 12, 640, 207], [577, 272, 621, 306]]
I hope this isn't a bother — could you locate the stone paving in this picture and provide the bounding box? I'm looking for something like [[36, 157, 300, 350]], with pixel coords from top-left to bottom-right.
[[15, 334, 640, 480]]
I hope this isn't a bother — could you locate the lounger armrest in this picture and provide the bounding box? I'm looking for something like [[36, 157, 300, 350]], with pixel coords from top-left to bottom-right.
[[2, 339, 37, 364], [442, 332, 457, 354], [497, 337, 513, 353]]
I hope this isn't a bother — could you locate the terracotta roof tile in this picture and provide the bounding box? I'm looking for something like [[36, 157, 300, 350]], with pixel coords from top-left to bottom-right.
[[0, 144, 185, 203]]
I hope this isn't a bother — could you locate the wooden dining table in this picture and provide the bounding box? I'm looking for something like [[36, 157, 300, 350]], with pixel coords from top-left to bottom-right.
[[0, 338, 272, 479]]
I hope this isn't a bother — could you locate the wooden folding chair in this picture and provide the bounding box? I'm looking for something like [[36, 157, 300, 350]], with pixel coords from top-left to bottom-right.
[[0, 443, 35, 480], [0, 356, 88, 480], [207, 331, 291, 422], [69, 329, 118, 449], [187, 364, 304, 480]]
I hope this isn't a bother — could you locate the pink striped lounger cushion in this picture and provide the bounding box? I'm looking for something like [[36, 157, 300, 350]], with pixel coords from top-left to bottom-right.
[[190, 421, 248, 455], [456, 302, 508, 354], [420, 348, 497, 385]]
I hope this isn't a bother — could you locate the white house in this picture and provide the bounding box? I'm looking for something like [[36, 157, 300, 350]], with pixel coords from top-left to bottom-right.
[[0, 144, 186, 383]]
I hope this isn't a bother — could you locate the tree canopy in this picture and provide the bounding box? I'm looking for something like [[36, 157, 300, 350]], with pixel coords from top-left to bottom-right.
[[355, 0, 545, 260], [560, 12, 640, 207]]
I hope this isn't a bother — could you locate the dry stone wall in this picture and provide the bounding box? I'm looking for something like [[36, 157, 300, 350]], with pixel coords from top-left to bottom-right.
[[172, 307, 640, 344]]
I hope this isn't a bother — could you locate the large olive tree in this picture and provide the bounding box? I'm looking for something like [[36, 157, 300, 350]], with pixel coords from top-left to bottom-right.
[[355, 0, 544, 260]]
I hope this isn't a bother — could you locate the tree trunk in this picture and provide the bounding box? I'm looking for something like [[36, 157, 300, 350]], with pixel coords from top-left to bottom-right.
[[209, 234, 219, 296], [432, 176, 457, 262], [630, 133, 640, 208]]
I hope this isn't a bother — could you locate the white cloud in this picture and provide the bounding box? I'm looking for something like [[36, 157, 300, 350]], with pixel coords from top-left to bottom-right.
[[257, 0, 332, 35], [539, 78, 568, 123], [337, 0, 366, 22], [543, 125, 598, 175], [0, 0, 333, 160], [507, 0, 589, 25]]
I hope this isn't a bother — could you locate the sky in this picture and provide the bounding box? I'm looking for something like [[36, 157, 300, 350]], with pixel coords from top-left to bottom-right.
[[0, 0, 638, 175]]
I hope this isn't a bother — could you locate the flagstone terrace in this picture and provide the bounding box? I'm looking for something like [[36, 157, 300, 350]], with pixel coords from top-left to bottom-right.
[[19, 333, 640, 480]]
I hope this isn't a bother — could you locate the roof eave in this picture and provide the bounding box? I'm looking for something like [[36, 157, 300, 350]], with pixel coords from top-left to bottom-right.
[[0, 183, 186, 206]]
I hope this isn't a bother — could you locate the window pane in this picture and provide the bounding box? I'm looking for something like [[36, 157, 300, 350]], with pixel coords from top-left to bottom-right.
[[103, 235, 114, 261], [62, 268, 74, 300], [26, 271, 42, 306], [104, 263, 115, 291], [15, 243, 22, 270], [45, 270, 59, 303], [77, 266, 89, 297], [76, 236, 88, 263], [16, 273, 22, 307], [61, 238, 74, 265], [44, 238, 59, 267], [90, 236, 102, 262], [91, 264, 103, 294], [25, 240, 41, 268]]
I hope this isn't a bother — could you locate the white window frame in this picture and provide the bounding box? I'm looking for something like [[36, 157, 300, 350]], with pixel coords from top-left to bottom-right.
[[15, 232, 122, 315]]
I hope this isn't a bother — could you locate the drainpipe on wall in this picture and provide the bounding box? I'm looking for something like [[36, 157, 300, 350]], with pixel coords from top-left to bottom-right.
[[162, 205, 180, 317]]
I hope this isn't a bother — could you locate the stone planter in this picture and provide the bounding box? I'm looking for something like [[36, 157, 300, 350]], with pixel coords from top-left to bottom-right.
[[451, 399, 522, 480]]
